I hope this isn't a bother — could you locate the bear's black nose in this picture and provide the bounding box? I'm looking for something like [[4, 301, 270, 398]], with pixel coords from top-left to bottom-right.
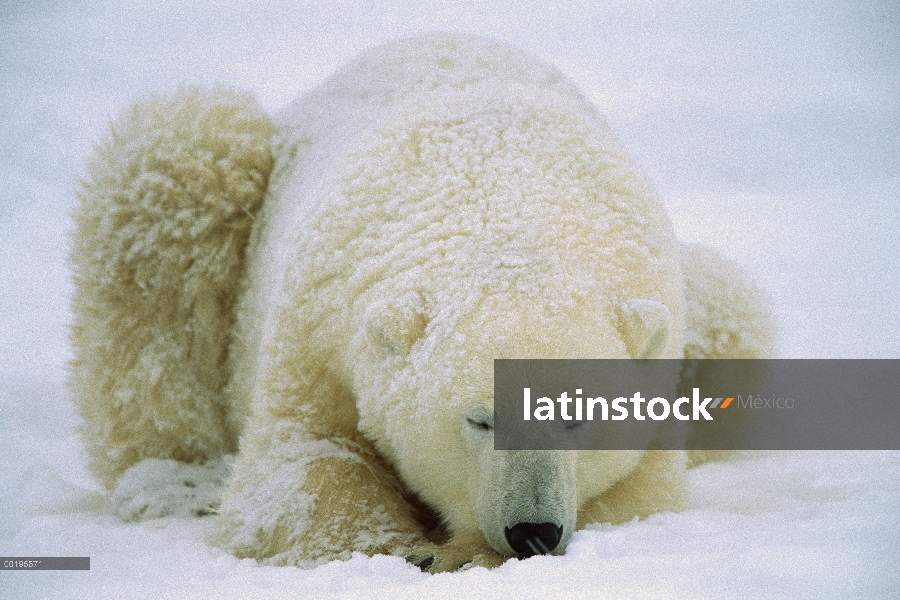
[[504, 522, 563, 557]]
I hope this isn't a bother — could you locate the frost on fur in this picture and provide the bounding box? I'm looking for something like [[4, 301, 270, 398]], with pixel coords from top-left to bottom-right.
[[70, 88, 274, 488]]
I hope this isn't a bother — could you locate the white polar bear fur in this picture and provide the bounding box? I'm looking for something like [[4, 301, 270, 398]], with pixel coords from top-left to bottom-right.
[[70, 89, 273, 487], [70, 35, 774, 571]]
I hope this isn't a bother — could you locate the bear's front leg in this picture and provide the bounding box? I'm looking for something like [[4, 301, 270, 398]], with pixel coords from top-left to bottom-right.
[[211, 410, 507, 571], [210, 328, 509, 570], [210, 412, 431, 567]]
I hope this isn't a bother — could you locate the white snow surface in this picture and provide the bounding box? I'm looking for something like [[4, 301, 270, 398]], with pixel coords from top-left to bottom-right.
[[1, 1, 898, 598]]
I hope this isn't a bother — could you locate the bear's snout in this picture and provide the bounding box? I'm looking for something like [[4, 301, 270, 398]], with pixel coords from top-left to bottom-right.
[[504, 522, 563, 557], [474, 449, 576, 558]]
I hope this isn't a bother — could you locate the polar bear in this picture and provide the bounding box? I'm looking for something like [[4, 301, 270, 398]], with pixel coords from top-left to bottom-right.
[[70, 35, 774, 571]]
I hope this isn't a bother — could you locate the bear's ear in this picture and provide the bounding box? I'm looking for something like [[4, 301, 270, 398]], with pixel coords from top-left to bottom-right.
[[365, 292, 429, 357], [617, 299, 671, 359]]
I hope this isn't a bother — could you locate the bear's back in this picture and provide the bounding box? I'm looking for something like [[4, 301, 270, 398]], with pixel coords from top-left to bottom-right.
[[228, 35, 600, 425], [228, 34, 677, 434]]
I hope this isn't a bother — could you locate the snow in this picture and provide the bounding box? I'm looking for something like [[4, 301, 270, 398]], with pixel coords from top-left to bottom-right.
[[1, 1, 898, 598]]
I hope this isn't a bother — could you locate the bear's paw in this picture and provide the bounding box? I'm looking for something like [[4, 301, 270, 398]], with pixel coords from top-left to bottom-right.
[[403, 533, 506, 573], [110, 457, 231, 521]]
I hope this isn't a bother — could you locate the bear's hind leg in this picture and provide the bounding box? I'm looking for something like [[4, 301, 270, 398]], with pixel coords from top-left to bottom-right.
[[69, 89, 274, 493], [678, 244, 777, 464], [679, 244, 775, 362]]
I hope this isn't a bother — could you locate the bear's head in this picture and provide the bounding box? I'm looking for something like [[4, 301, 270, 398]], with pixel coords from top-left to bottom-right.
[[334, 70, 684, 558], [355, 284, 681, 558]]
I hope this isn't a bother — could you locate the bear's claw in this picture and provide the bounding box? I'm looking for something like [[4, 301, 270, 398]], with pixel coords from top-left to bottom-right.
[[403, 538, 506, 574]]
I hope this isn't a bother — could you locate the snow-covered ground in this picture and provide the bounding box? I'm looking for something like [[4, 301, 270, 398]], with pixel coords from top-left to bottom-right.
[[1, 1, 898, 598]]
